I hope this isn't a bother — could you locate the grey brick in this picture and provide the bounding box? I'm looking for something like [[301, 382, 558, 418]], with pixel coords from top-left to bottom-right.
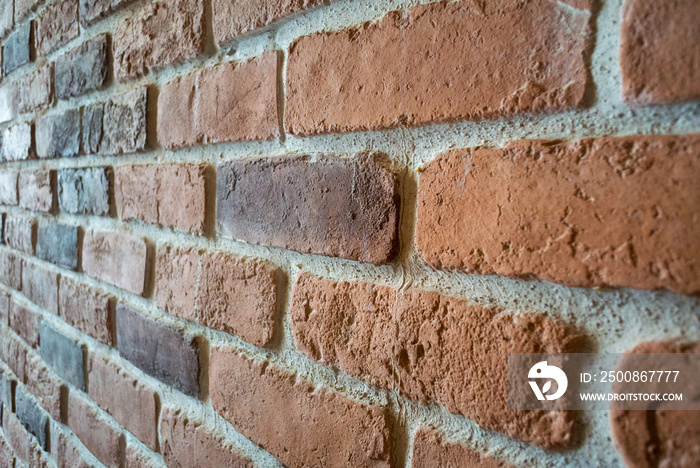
[[82, 102, 103, 154], [58, 167, 111, 216], [15, 386, 48, 449], [39, 322, 85, 390], [3, 21, 32, 75], [102, 87, 148, 155], [36, 221, 79, 270], [55, 34, 108, 100], [36, 109, 81, 159]]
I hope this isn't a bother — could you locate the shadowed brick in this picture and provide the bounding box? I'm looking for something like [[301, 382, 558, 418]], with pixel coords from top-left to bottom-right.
[[55, 33, 108, 99], [39, 322, 85, 390], [82, 102, 103, 154]]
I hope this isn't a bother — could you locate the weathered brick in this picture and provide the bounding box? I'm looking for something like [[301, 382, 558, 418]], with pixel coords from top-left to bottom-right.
[[55, 34, 108, 99], [125, 443, 166, 468], [412, 428, 513, 468], [290, 273, 581, 449], [18, 170, 52, 213], [3, 214, 36, 254], [67, 392, 122, 468], [114, 164, 206, 233], [159, 407, 254, 468], [0, 0, 12, 38], [210, 347, 393, 467], [88, 354, 158, 450], [214, 0, 324, 45], [3, 409, 38, 465], [3, 21, 33, 75], [0, 172, 18, 205], [286, 0, 592, 135], [25, 353, 63, 420], [14, 63, 53, 113], [51, 424, 103, 468], [80, 0, 136, 26], [39, 321, 84, 390], [9, 300, 40, 348], [57, 166, 111, 216], [217, 154, 398, 263], [36, 108, 81, 159], [0, 370, 11, 419], [116, 304, 200, 397], [1, 122, 34, 161], [0, 293, 9, 324], [101, 87, 148, 155], [58, 278, 113, 345], [0, 431, 13, 468], [0, 328, 28, 383], [113, 0, 204, 81], [621, 0, 700, 105], [35, 0, 79, 55], [21, 261, 58, 313], [36, 220, 79, 270], [155, 245, 278, 347], [82, 102, 103, 154], [82, 230, 147, 295], [15, 386, 49, 449], [416, 135, 700, 296], [15, 0, 41, 23], [0, 249, 22, 290], [158, 51, 279, 149]]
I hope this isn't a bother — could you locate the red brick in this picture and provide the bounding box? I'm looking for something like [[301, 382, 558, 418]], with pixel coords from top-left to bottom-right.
[[13, 64, 54, 114], [114, 164, 206, 233], [82, 230, 148, 295], [25, 353, 63, 420], [3, 214, 36, 254], [0, 328, 28, 383], [159, 407, 254, 468], [416, 135, 700, 295], [3, 410, 33, 465], [113, 0, 204, 81], [621, 0, 700, 105], [18, 170, 52, 213], [213, 0, 324, 45], [0, 171, 18, 205], [58, 278, 114, 345], [210, 347, 393, 467], [290, 272, 581, 449], [88, 354, 158, 450], [21, 261, 58, 314], [9, 299, 40, 348], [51, 426, 103, 468], [216, 154, 399, 263], [286, 0, 592, 135], [412, 428, 513, 468], [125, 443, 164, 468], [67, 392, 122, 468], [0, 249, 22, 290], [158, 51, 279, 149], [35, 0, 79, 55], [155, 245, 278, 347]]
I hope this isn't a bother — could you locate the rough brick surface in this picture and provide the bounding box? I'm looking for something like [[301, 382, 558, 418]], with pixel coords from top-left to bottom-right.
[[9, 300, 40, 348], [3, 21, 32, 75], [55, 34, 108, 99], [158, 51, 279, 149], [0, 432, 13, 468], [39, 321, 85, 390], [2, 122, 34, 161], [0, 0, 11, 38], [15, 386, 49, 449], [35, 0, 79, 55], [51, 425, 103, 468], [0, 328, 28, 383], [416, 135, 700, 296], [0, 293, 9, 324], [67, 392, 122, 468], [80, 0, 136, 26], [3, 409, 39, 465], [117, 304, 200, 397], [26, 353, 63, 420], [13, 63, 53, 114], [115, 164, 206, 232], [36, 220, 79, 270], [217, 154, 398, 263], [290, 273, 581, 449], [0, 249, 22, 290], [82, 230, 147, 295], [59, 278, 113, 345], [159, 407, 254, 468], [82, 102, 104, 154], [0, 172, 18, 205], [101, 87, 148, 155], [21, 261, 58, 313], [621, 0, 700, 105], [36, 108, 82, 159], [125, 443, 165, 468], [210, 347, 393, 467], [18, 170, 52, 213], [57, 167, 112, 216], [4, 214, 36, 254], [113, 0, 204, 81], [412, 428, 513, 468], [15, 0, 41, 22], [88, 355, 158, 450], [155, 245, 278, 347], [286, 0, 592, 135]]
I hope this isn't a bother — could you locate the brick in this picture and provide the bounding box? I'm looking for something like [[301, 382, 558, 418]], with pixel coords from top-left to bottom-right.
[[0, 86, 14, 123], [3, 409, 34, 465], [214, 0, 324, 45], [114, 164, 206, 233], [88, 354, 158, 450], [116, 304, 200, 397], [82, 102, 103, 154], [3, 21, 33, 75], [25, 353, 63, 420], [55, 34, 108, 99], [0, 293, 9, 324], [3, 214, 36, 254], [158, 51, 279, 149], [2, 122, 34, 161], [58, 278, 113, 345], [80, 0, 136, 26], [159, 407, 254, 468], [9, 300, 40, 348], [125, 443, 166, 468], [101, 87, 148, 155], [57, 166, 111, 216], [39, 321, 85, 390], [82, 230, 147, 295], [113, 0, 204, 81], [15, 387, 49, 449], [416, 135, 700, 296], [412, 428, 513, 468], [0, 329, 28, 383], [36, 220, 79, 270], [621, 0, 700, 105], [290, 273, 581, 449], [0, 172, 18, 205], [0, 249, 22, 290], [15, 0, 41, 22], [18, 170, 52, 213], [36, 108, 81, 159], [0, 0, 11, 38], [21, 261, 58, 314], [286, 0, 592, 135], [14, 63, 53, 113], [0, 369, 14, 411], [67, 392, 122, 468], [51, 424, 103, 468], [217, 154, 398, 263], [0, 432, 13, 468], [155, 245, 278, 347], [35, 0, 79, 55], [210, 347, 393, 466]]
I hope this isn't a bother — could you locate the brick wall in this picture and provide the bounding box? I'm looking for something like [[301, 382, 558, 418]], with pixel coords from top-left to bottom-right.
[[0, 0, 698, 467]]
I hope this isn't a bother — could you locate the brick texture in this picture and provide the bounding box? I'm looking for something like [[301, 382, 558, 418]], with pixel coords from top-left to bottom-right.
[[1, 122, 34, 161], [0, 328, 28, 383], [0, 250, 21, 292], [0, 293, 9, 324], [36, 108, 81, 159], [0, 0, 11, 38], [51, 425, 103, 468], [35, 0, 79, 55], [67, 392, 122, 468], [9, 300, 40, 348], [21, 261, 58, 313], [80, 0, 137, 26], [3, 409, 46, 466], [25, 353, 64, 420], [101, 87, 149, 155], [82, 230, 147, 295], [13, 63, 53, 114], [15, 0, 41, 23], [57, 167, 112, 216], [58, 278, 113, 345], [18, 170, 52, 213], [216, 154, 398, 263], [15, 386, 49, 449], [82, 102, 104, 154], [3, 21, 32, 75], [36, 220, 79, 270], [0, 172, 18, 205], [39, 321, 85, 390], [412, 428, 513, 468], [3, 214, 36, 254], [55, 33, 109, 99]]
